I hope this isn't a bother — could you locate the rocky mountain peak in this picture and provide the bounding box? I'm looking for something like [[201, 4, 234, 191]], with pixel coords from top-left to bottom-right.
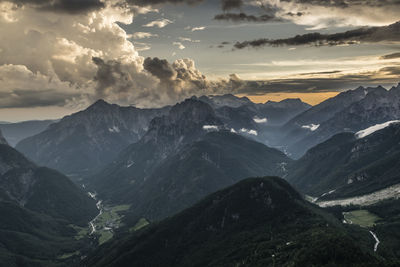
[[264, 98, 310, 108], [199, 94, 252, 108], [390, 82, 400, 92], [144, 99, 223, 144], [168, 98, 219, 123], [85, 99, 116, 113], [0, 130, 8, 145]]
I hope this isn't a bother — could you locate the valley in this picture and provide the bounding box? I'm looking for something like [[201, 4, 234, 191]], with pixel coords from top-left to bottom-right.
[[2, 87, 400, 266], [316, 183, 400, 207]]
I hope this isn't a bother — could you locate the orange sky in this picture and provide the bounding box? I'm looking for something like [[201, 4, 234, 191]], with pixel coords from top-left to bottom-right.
[[238, 92, 340, 106]]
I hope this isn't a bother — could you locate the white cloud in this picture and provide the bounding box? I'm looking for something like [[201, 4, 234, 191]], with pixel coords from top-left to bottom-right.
[[355, 120, 400, 139], [133, 41, 152, 51], [131, 32, 158, 39], [203, 125, 219, 131], [256, 0, 400, 29], [173, 42, 185, 50], [302, 124, 320, 131], [253, 116, 267, 124], [0, 64, 84, 108], [179, 37, 200, 43], [240, 128, 258, 136], [143, 18, 173, 28], [188, 26, 206, 32]]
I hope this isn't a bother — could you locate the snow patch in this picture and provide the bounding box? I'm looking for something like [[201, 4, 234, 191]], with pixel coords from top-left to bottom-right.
[[355, 120, 400, 139], [203, 125, 219, 131], [240, 128, 258, 136], [302, 124, 320, 131], [108, 126, 120, 133], [253, 116, 267, 124], [126, 160, 134, 168]]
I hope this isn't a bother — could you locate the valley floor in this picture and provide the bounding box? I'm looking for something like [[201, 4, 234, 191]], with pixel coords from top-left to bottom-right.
[[314, 183, 400, 207]]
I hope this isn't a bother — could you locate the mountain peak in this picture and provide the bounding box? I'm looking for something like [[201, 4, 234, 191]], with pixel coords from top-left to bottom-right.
[[390, 82, 400, 91], [87, 99, 112, 110], [169, 98, 219, 123], [264, 98, 311, 109]]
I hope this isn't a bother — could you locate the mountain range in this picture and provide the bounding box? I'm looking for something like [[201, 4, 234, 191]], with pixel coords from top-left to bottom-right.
[[287, 121, 400, 201], [0, 130, 98, 266], [16, 100, 170, 178], [280, 83, 400, 158], [15, 95, 309, 180], [88, 99, 291, 223], [4, 85, 400, 266], [0, 120, 56, 147]]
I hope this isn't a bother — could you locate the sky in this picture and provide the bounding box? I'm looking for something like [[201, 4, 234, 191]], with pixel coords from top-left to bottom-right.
[[0, 0, 399, 121]]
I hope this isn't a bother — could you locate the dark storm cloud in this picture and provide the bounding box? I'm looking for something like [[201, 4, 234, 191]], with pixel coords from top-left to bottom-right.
[[380, 52, 400, 59], [144, 57, 208, 89], [125, 0, 204, 6], [214, 12, 278, 22], [143, 57, 177, 81], [281, 0, 400, 8], [228, 66, 400, 95], [92, 57, 134, 98], [233, 21, 400, 49], [379, 66, 400, 76], [221, 0, 243, 10], [0, 89, 77, 108], [2, 0, 104, 13], [127, 0, 244, 10]]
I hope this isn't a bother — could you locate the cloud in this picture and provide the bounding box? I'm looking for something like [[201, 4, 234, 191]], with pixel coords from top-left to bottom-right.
[[233, 21, 400, 49], [187, 26, 206, 31], [173, 41, 186, 50], [143, 18, 173, 28], [131, 32, 159, 39], [254, 0, 400, 28], [125, 0, 204, 6], [203, 125, 219, 131], [178, 37, 200, 42], [0, 64, 83, 108], [221, 0, 243, 11], [225, 66, 400, 95], [142, 57, 221, 102], [0, 0, 156, 109], [253, 117, 267, 123], [143, 57, 177, 81], [214, 13, 279, 22], [239, 128, 258, 136], [1, 0, 104, 14], [381, 52, 400, 60], [302, 124, 320, 131]]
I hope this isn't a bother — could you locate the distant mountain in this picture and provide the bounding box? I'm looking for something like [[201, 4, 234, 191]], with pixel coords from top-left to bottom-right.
[[85, 177, 383, 267], [16, 100, 170, 177], [200, 95, 311, 127], [0, 140, 98, 266], [89, 99, 291, 222], [198, 94, 252, 108], [281, 84, 400, 158], [0, 120, 56, 147], [214, 105, 259, 131], [286, 121, 400, 200], [256, 98, 311, 126]]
